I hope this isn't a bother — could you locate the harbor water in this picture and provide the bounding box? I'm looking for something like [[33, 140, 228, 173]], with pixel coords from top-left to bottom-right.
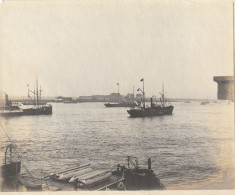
[[0, 102, 234, 189]]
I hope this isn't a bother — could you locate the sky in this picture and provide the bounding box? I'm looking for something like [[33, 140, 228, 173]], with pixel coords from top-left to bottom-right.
[[0, 0, 233, 99]]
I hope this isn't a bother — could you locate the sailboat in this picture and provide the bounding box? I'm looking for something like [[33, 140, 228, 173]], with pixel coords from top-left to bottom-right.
[[22, 79, 52, 115], [0, 80, 52, 116], [127, 79, 174, 117]]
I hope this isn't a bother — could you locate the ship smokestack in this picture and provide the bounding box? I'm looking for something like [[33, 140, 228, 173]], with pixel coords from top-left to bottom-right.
[[5, 94, 10, 107]]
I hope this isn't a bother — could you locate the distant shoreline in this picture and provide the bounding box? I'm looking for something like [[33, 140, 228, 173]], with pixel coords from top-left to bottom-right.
[[5, 98, 220, 103]]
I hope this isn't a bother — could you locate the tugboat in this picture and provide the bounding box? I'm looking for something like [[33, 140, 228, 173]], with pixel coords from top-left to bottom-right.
[[127, 79, 174, 117], [104, 84, 138, 108], [112, 156, 164, 190]]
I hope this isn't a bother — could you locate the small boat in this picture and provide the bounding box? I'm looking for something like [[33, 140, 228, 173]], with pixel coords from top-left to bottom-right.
[[49, 163, 90, 181], [1, 144, 21, 179], [104, 101, 138, 107], [105, 84, 138, 108], [22, 102, 47, 105], [111, 156, 165, 190], [79, 172, 112, 187], [63, 100, 78, 104], [201, 101, 209, 105], [69, 168, 94, 182], [18, 174, 42, 190], [77, 169, 108, 180], [59, 166, 91, 181]]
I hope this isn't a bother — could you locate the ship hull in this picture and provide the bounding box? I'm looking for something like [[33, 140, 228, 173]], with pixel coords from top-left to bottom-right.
[[1, 162, 21, 179], [104, 103, 136, 107], [0, 105, 52, 117], [0, 111, 24, 117], [63, 101, 78, 104], [23, 105, 52, 115], [127, 106, 174, 117]]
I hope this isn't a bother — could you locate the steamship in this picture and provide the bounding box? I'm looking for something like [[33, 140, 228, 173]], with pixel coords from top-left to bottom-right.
[[127, 79, 174, 117]]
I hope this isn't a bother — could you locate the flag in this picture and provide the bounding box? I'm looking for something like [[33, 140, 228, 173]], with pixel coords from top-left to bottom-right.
[[140, 78, 144, 81], [116, 83, 119, 85]]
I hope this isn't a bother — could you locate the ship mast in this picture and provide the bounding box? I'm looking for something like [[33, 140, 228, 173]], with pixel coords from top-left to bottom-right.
[[36, 79, 39, 108], [162, 83, 165, 107], [27, 79, 42, 107], [34, 85, 36, 106], [40, 85, 42, 102], [133, 86, 135, 103], [140, 78, 145, 108], [116, 83, 120, 103]]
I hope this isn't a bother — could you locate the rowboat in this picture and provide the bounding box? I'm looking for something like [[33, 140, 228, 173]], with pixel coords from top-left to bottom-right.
[[79, 172, 112, 187]]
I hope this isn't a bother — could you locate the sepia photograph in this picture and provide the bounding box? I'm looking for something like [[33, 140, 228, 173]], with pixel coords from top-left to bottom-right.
[[0, 0, 234, 193]]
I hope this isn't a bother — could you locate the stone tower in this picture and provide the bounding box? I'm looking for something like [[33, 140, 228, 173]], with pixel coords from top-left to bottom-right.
[[213, 76, 234, 100]]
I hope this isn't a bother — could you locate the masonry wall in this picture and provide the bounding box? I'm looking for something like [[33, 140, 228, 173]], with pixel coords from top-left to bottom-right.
[[214, 76, 234, 100]]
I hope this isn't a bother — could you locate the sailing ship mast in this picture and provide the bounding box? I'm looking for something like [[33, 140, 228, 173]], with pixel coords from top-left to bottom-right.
[[140, 78, 145, 108], [27, 79, 42, 107], [116, 83, 120, 103], [162, 83, 165, 107], [133, 86, 135, 103], [39, 85, 42, 102], [36, 79, 39, 107]]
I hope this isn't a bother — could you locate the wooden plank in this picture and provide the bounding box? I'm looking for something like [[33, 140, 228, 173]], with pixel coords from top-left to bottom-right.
[[59, 167, 93, 181], [79, 170, 108, 180], [69, 168, 94, 182], [48, 163, 90, 177], [81, 172, 112, 186]]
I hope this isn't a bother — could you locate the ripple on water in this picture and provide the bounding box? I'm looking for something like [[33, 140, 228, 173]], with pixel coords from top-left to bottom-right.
[[0, 102, 234, 188]]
